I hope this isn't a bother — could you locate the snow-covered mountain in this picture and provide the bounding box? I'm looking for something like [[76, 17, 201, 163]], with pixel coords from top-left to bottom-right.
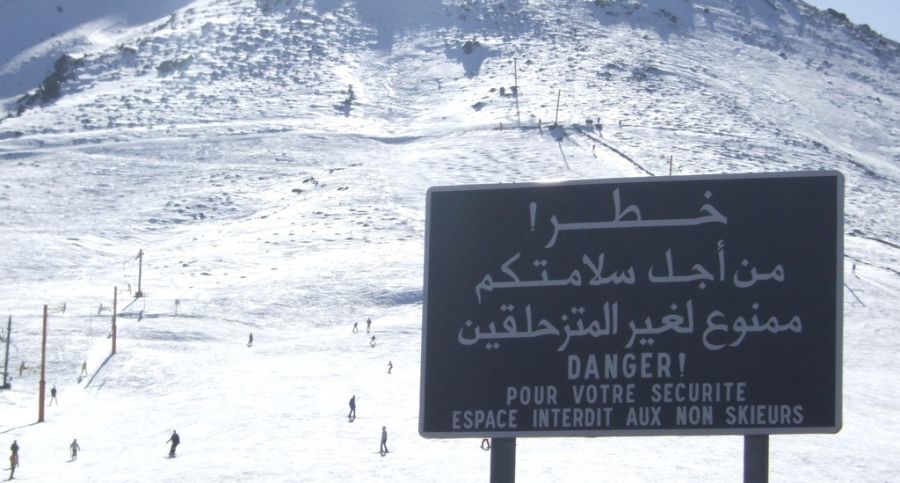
[[0, 0, 898, 481]]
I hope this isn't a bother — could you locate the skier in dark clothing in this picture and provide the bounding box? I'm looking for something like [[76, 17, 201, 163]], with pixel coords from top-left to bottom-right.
[[348, 395, 356, 420], [380, 426, 389, 455], [352, 321, 358, 333], [69, 439, 80, 461], [387, 361, 393, 374], [166, 431, 180, 457], [49, 386, 58, 406], [247, 332, 253, 347], [369, 336, 376, 347], [366, 318, 372, 334], [9, 440, 19, 480]]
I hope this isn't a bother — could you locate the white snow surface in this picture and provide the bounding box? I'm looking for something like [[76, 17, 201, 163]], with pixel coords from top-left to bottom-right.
[[0, 0, 898, 481]]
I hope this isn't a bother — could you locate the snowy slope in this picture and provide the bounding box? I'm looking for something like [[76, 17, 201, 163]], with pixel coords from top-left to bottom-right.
[[0, 0, 898, 481]]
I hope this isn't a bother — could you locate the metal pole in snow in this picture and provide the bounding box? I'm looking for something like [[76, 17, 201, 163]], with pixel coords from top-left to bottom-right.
[[553, 90, 561, 126], [135, 249, 144, 298], [112, 286, 117, 355], [38, 305, 47, 423], [1, 316, 10, 389], [514, 58, 520, 128]]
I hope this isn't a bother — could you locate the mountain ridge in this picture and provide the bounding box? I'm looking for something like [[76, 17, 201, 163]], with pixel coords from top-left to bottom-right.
[[1, 0, 898, 123]]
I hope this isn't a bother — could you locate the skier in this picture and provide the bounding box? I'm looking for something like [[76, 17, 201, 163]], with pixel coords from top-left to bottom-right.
[[366, 318, 372, 334], [166, 430, 180, 458], [9, 440, 18, 480], [352, 321, 359, 333], [247, 332, 253, 348], [369, 336, 376, 347], [69, 439, 80, 461], [18, 361, 25, 377], [80, 361, 88, 377], [380, 426, 389, 455], [387, 361, 393, 374], [348, 395, 356, 420], [49, 386, 58, 406]]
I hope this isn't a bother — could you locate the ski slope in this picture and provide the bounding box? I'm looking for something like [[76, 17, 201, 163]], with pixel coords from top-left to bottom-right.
[[1, 0, 898, 481]]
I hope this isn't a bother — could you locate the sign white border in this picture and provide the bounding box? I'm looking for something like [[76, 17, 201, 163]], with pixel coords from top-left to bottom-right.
[[420, 171, 843, 438]]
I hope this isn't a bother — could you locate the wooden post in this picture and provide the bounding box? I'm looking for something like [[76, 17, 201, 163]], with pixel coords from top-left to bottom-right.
[[490, 438, 516, 483], [1, 315, 10, 389], [135, 249, 144, 298], [513, 58, 520, 128], [112, 286, 117, 355], [38, 305, 47, 423], [744, 435, 769, 483]]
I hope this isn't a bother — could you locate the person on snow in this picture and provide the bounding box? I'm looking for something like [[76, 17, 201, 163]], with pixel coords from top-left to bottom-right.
[[9, 440, 19, 480], [18, 361, 25, 377], [80, 361, 88, 377], [366, 318, 372, 334], [247, 332, 253, 348], [166, 430, 180, 457], [69, 439, 80, 461], [380, 426, 389, 455], [348, 395, 356, 420], [352, 321, 358, 333], [49, 386, 58, 406], [387, 360, 393, 374], [369, 336, 376, 347]]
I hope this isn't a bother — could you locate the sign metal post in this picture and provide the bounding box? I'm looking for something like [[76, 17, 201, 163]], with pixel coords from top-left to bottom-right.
[[744, 434, 769, 483]]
